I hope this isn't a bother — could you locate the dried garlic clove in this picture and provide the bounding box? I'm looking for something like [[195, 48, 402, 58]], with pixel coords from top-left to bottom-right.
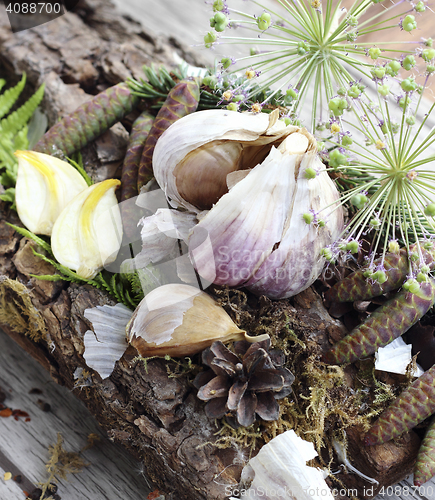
[[14, 150, 88, 235], [51, 179, 122, 279], [126, 283, 266, 357], [153, 109, 298, 212]]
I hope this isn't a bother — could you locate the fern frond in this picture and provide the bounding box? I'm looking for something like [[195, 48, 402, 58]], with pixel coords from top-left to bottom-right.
[[67, 153, 93, 186], [6, 222, 53, 254], [0, 74, 26, 120], [29, 273, 65, 281], [0, 187, 15, 207], [0, 82, 45, 136]]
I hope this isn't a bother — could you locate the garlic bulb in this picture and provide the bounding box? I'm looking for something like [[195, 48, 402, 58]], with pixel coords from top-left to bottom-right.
[[126, 283, 266, 357], [153, 109, 298, 212], [188, 131, 344, 299], [51, 179, 122, 279], [14, 150, 88, 235]]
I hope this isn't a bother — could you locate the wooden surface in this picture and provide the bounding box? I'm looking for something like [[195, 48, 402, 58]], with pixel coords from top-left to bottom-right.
[[0, 326, 154, 500]]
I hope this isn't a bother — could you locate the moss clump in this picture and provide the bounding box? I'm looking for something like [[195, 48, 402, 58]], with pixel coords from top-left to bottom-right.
[[0, 276, 47, 341]]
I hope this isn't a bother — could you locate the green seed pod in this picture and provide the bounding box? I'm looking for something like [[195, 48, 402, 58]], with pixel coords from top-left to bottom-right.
[[350, 193, 368, 208], [401, 77, 417, 92], [221, 57, 232, 69], [415, 1, 426, 12], [403, 55, 416, 71], [204, 31, 217, 47], [402, 14, 417, 32], [425, 202, 435, 216], [213, 0, 224, 10], [137, 78, 200, 191], [34, 82, 139, 157], [257, 12, 271, 30], [422, 48, 435, 62], [378, 84, 390, 96], [386, 60, 401, 76], [368, 47, 381, 60], [305, 167, 317, 179], [346, 240, 359, 254], [303, 212, 314, 224]]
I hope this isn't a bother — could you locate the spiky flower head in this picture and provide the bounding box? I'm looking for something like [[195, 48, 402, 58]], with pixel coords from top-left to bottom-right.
[[203, 0, 426, 130], [321, 67, 435, 283]]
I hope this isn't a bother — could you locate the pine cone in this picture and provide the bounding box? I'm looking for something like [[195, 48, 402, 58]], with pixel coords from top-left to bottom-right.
[[193, 338, 294, 427]]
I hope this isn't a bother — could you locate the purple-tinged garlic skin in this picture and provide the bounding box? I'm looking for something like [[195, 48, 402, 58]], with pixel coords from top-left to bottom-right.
[[188, 132, 343, 299]]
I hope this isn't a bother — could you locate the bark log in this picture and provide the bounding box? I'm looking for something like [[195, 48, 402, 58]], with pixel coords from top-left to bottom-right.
[[0, 2, 422, 499]]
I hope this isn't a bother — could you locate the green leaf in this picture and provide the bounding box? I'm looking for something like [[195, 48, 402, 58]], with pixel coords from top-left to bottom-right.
[[6, 222, 53, 254], [29, 273, 65, 282], [27, 108, 48, 149], [0, 187, 15, 204], [0, 74, 26, 120], [67, 153, 93, 186], [0, 82, 45, 136]]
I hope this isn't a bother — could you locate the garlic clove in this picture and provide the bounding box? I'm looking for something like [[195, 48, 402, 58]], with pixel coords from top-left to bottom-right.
[[153, 109, 298, 212], [126, 283, 264, 357], [278, 131, 310, 154], [51, 179, 123, 279], [14, 150, 88, 235]]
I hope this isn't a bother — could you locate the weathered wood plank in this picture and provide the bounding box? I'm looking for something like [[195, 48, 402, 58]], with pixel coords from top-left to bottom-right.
[[0, 326, 153, 499]]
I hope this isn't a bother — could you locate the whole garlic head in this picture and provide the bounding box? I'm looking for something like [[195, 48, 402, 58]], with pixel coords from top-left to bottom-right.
[[14, 150, 88, 235], [188, 130, 344, 299], [153, 109, 298, 212], [51, 179, 122, 279]]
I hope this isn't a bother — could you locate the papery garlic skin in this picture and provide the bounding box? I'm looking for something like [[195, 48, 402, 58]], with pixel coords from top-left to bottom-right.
[[126, 283, 247, 357], [237, 430, 334, 500], [189, 132, 344, 299], [51, 179, 122, 279], [153, 109, 298, 212], [14, 150, 88, 235]]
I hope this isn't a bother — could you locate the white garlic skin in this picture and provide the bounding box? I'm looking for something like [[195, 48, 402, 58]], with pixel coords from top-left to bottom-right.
[[238, 430, 334, 500], [14, 150, 88, 235], [152, 109, 297, 212], [188, 131, 344, 299], [126, 283, 246, 357]]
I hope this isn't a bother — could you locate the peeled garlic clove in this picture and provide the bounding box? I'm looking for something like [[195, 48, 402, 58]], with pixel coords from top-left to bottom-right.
[[189, 131, 343, 299], [153, 109, 298, 212], [126, 283, 262, 358], [51, 179, 122, 279], [14, 150, 88, 235]]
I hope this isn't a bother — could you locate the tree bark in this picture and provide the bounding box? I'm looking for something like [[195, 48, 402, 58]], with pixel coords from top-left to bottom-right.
[[0, 2, 422, 498]]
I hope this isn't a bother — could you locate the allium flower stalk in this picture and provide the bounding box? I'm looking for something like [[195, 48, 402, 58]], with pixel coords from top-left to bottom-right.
[[203, 0, 426, 129], [321, 68, 435, 286]]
